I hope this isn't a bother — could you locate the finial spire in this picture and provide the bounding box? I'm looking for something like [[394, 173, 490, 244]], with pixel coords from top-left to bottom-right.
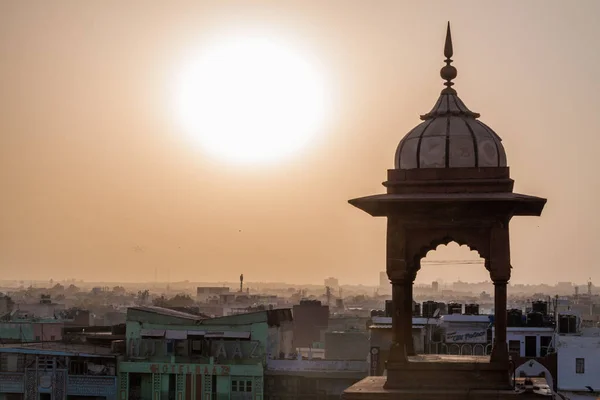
[[440, 22, 457, 94]]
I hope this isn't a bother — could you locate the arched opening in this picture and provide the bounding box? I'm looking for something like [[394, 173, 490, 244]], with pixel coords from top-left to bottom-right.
[[413, 241, 493, 357], [415, 242, 488, 287]]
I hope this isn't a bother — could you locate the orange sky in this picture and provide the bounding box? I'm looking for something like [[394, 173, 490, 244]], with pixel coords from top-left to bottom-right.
[[0, 0, 598, 285]]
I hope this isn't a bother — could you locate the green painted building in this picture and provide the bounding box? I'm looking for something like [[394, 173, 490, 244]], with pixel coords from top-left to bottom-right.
[[119, 306, 293, 400]]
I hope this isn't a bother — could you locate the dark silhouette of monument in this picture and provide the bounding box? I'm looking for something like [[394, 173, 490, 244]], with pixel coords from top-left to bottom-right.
[[343, 23, 547, 399]]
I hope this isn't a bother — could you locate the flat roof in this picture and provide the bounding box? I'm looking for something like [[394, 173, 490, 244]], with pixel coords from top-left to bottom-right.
[[0, 342, 116, 357], [128, 306, 206, 321]]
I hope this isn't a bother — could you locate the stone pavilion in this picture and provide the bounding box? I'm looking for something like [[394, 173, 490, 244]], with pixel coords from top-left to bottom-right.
[[343, 23, 548, 400]]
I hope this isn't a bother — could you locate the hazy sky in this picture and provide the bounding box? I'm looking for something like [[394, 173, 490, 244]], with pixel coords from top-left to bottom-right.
[[0, 1, 598, 285]]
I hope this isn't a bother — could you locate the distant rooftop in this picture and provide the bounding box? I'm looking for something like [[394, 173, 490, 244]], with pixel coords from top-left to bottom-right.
[[0, 342, 116, 357], [128, 306, 207, 321]]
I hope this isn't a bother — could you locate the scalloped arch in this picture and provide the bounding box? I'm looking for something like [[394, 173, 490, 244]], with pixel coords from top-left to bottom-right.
[[408, 231, 491, 276]]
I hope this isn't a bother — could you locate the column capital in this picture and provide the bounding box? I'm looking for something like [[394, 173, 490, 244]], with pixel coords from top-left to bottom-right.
[[388, 269, 411, 283]]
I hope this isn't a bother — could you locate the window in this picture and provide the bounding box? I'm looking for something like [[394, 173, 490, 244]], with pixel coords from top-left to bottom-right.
[[190, 339, 203, 356], [35, 336, 41, 341], [232, 379, 253, 393], [50, 335, 55, 341], [576, 358, 585, 374], [166, 340, 174, 354], [508, 340, 521, 355]]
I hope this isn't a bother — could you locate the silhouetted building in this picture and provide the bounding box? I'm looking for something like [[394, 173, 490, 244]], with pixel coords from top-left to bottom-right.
[[343, 23, 547, 400], [293, 300, 329, 348]]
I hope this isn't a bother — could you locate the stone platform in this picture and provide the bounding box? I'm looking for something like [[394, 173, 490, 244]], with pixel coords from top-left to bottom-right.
[[385, 355, 511, 390], [343, 377, 549, 400], [342, 356, 549, 400]]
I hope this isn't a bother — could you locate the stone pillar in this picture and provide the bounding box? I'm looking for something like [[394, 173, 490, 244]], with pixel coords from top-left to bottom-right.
[[491, 279, 509, 363], [404, 280, 415, 356], [489, 222, 511, 364], [386, 218, 408, 363], [388, 279, 408, 362]]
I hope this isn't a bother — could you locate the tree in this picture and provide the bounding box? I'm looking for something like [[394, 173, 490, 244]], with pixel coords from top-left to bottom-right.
[[152, 295, 168, 307], [137, 290, 150, 304], [66, 284, 80, 294], [152, 294, 195, 308], [112, 286, 126, 295], [52, 283, 65, 292]]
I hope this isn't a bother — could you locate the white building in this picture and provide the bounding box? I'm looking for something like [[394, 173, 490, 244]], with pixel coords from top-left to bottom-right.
[[490, 326, 555, 358], [555, 327, 600, 399]]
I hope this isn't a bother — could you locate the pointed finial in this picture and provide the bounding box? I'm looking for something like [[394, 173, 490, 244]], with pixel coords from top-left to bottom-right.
[[440, 22, 457, 94]]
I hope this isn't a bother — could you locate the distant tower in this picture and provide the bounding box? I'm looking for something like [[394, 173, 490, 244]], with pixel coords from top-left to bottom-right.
[[575, 286, 579, 302], [588, 278, 592, 296], [326, 286, 332, 305], [240, 274, 244, 293]]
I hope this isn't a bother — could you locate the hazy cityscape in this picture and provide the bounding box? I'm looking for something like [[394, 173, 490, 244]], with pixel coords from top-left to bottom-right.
[[1, 1, 599, 400]]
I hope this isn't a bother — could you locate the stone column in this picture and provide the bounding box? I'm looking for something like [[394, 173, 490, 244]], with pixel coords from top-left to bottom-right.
[[489, 222, 511, 364], [491, 279, 509, 363], [404, 280, 415, 356], [388, 279, 408, 362], [386, 218, 408, 363]]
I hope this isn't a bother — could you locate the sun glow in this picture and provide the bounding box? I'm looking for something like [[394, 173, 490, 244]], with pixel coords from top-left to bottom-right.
[[173, 34, 330, 165]]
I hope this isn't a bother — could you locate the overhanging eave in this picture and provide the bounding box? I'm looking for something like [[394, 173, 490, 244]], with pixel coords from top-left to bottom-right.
[[348, 193, 547, 218]]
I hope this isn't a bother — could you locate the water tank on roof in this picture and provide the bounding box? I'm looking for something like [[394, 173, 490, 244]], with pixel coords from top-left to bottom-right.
[[300, 299, 322, 306], [558, 315, 578, 334], [569, 315, 578, 333], [464, 304, 480, 315], [448, 302, 462, 315], [526, 312, 544, 327], [385, 300, 393, 318], [413, 302, 421, 317], [436, 302, 447, 315], [507, 309, 523, 327], [532, 301, 548, 316], [422, 301, 437, 318]]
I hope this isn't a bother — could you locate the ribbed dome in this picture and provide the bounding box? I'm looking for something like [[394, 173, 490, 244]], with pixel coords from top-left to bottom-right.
[[394, 24, 507, 170], [394, 92, 507, 169]]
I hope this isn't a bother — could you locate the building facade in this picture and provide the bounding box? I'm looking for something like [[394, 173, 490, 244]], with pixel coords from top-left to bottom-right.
[[119, 306, 293, 400], [555, 327, 600, 399], [0, 343, 118, 400]]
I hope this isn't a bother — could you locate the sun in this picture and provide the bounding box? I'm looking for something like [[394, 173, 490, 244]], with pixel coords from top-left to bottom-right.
[[173, 34, 330, 165]]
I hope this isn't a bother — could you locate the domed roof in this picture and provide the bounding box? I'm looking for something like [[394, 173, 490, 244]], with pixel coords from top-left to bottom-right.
[[395, 24, 507, 170]]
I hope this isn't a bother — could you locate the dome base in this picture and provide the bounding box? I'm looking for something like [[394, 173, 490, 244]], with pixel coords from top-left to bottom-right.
[[384, 167, 514, 194]]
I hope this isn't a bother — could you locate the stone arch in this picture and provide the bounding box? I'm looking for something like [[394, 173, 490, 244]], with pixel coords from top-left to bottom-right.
[[406, 229, 492, 279], [514, 360, 554, 390]]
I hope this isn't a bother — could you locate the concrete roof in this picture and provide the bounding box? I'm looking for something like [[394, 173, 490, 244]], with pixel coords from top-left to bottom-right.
[[0, 342, 116, 357]]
